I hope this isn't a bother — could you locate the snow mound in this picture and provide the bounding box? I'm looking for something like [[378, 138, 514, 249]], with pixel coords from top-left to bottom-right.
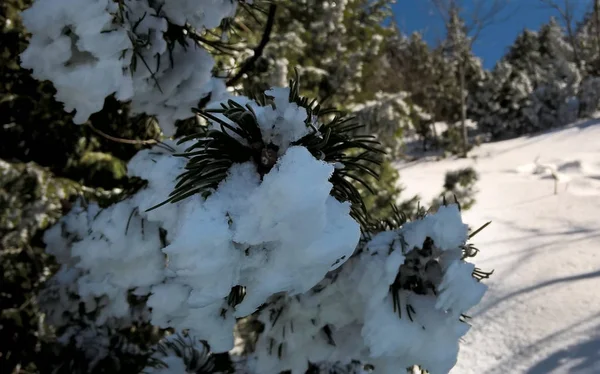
[[514, 157, 600, 196]]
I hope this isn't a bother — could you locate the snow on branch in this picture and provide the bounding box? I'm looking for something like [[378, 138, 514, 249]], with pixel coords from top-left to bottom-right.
[[19, 0, 238, 136], [41, 84, 489, 373], [242, 204, 487, 374], [20, 1, 491, 371]]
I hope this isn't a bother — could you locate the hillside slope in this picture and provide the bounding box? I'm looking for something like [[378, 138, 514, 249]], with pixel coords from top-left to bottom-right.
[[397, 118, 600, 374]]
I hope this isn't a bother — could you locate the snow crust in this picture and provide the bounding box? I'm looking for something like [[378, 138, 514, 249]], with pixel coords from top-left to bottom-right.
[[245, 204, 486, 374]]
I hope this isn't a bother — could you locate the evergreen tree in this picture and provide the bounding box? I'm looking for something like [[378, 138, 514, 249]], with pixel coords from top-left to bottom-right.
[[1, 0, 494, 373], [574, 4, 600, 116], [525, 18, 581, 129], [431, 167, 479, 212], [469, 60, 534, 139], [504, 29, 543, 84], [578, 75, 600, 117], [472, 18, 587, 139], [434, 2, 487, 156], [574, 2, 600, 77], [227, 0, 396, 110]]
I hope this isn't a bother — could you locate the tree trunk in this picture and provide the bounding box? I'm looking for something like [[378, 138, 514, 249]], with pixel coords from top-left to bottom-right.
[[595, 0, 600, 71], [459, 61, 468, 157]]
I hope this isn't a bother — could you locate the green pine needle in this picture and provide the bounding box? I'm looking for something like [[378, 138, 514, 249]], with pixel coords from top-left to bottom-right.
[[149, 335, 216, 374], [469, 221, 492, 239], [147, 77, 383, 230]]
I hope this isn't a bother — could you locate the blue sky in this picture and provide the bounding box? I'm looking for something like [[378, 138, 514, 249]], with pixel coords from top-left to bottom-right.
[[392, 0, 590, 70]]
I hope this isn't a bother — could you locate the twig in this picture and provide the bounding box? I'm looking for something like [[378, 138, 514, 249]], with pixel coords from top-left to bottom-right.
[[87, 123, 158, 145], [226, 4, 277, 86]]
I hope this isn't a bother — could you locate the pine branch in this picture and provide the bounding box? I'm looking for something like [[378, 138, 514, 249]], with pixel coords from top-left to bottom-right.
[[226, 4, 277, 86]]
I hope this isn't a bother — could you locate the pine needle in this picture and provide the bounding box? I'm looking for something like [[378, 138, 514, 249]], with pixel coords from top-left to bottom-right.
[[468, 221, 491, 239]]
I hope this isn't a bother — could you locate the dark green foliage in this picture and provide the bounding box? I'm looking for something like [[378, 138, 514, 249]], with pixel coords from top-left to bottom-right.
[[227, 285, 247, 308], [357, 157, 419, 234], [0, 0, 160, 189], [0, 160, 121, 373], [431, 167, 478, 211], [41, 326, 162, 374], [146, 334, 233, 374], [439, 125, 474, 156], [0, 1, 160, 371], [231, 0, 396, 110], [442, 167, 477, 197], [389, 236, 438, 321]]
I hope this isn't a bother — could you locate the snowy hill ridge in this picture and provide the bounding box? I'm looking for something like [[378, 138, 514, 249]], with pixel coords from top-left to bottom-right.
[[397, 117, 600, 373]]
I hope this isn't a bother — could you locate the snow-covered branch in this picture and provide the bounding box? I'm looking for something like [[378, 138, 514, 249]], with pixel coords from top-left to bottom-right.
[[20, 0, 238, 136], [19, 1, 490, 373], [40, 86, 488, 373]]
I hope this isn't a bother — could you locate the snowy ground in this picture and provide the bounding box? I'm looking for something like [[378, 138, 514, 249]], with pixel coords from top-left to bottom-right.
[[395, 118, 600, 374]]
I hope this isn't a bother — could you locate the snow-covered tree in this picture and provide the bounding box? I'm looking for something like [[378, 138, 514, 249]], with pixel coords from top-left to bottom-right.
[[227, 0, 395, 110], [578, 75, 600, 117], [10, 1, 494, 373], [503, 29, 544, 84], [472, 18, 586, 139], [351, 91, 432, 156], [574, 4, 600, 116], [469, 60, 535, 139], [525, 18, 581, 129], [574, 3, 600, 77], [432, 0, 497, 156]]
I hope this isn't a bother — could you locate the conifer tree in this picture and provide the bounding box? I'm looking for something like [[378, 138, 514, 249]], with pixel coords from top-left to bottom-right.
[[525, 18, 581, 129], [432, 0, 503, 156], [2, 1, 494, 373], [469, 59, 535, 139]]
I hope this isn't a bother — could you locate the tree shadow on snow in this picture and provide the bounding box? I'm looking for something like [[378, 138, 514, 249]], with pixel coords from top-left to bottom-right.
[[487, 312, 600, 373], [474, 267, 600, 318], [479, 229, 600, 268], [484, 215, 598, 239], [526, 325, 600, 374]]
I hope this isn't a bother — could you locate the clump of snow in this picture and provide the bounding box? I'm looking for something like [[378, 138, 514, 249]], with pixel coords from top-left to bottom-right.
[[42, 196, 165, 326], [137, 145, 359, 350], [515, 156, 600, 196], [157, 0, 237, 31], [41, 92, 365, 358], [20, 0, 237, 135], [245, 204, 486, 374], [20, 0, 132, 124], [203, 87, 315, 154], [43, 156, 484, 372], [435, 261, 487, 318], [257, 87, 312, 152]]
